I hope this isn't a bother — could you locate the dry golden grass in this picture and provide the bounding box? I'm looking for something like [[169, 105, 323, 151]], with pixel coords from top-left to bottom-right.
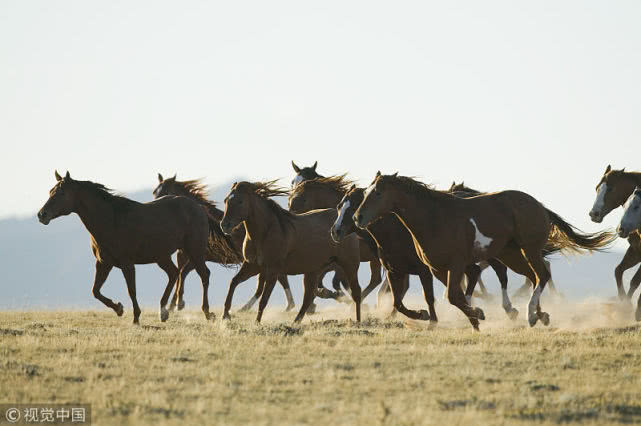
[[1, 296, 641, 425]]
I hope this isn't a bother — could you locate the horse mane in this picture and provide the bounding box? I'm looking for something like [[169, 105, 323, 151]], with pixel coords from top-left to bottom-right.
[[449, 182, 484, 197], [172, 178, 217, 209], [289, 174, 354, 201], [238, 180, 295, 232], [378, 175, 456, 201], [599, 168, 641, 190], [73, 180, 138, 210]]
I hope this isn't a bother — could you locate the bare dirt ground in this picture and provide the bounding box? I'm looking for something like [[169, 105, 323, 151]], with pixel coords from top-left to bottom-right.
[[1, 295, 641, 425]]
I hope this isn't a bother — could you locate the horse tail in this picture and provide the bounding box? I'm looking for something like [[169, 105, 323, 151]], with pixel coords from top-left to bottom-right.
[[544, 208, 616, 254], [207, 213, 243, 266]]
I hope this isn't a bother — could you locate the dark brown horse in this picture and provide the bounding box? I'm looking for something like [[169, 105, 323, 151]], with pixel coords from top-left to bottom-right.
[[617, 187, 641, 321], [291, 161, 322, 187], [354, 173, 615, 329], [38, 171, 213, 324], [590, 165, 641, 302], [220, 181, 362, 323], [152, 174, 297, 312], [288, 175, 383, 300], [449, 181, 561, 300]]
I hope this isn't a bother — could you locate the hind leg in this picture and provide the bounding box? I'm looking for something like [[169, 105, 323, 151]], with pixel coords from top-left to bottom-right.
[[488, 258, 518, 320], [520, 246, 552, 327], [170, 250, 191, 311], [616, 246, 641, 300], [223, 262, 260, 320], [157, 257, 179, 322], [191, 259, 212, 321], [278, 274, 296, 312], [294, 272, 320, 323], [463, 264, 481, 306]]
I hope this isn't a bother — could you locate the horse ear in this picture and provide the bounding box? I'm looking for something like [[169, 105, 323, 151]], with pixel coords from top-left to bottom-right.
[[350, 184, 356, 191], [605, 164, 611, 174], [65, 171, 71, 180], [292, 161, 300, 173], [158, 173, 163, 183], [55, 170, 62, 181], [392, 172, 398, 177], [622, 168, 626, 172], [376, 171, 381, 177], [172, 173, 177, 180], [461, 181, 464, 186], [312, 161, 317, 171]]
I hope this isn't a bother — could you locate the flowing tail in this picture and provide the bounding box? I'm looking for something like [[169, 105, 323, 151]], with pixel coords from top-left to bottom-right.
[[544, 208, 616, 255], [207, 214, 243, 266]]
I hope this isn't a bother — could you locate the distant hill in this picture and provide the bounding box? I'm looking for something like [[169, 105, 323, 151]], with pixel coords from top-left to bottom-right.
[[0, 180, 635, 314]]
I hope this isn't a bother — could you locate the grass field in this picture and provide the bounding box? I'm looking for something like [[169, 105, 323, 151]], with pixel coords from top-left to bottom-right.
[[2, 296, 641, 425]]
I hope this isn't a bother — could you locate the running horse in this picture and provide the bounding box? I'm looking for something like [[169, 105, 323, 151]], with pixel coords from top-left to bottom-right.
[[153, 174, 297, 312], [448, 181, 561, 299], [354, 173, 615, 329], [38, 171, 213, 324], [589, 165, 641, 303], [291, 161, 322, 187], [617, 187, 641, 321], [220, 181, 363, 323], [288, 175, 383, 300]]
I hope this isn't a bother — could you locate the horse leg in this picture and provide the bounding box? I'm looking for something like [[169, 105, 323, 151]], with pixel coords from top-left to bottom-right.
[[418, 269, 437, 325], [334, 260, 362, 322], [487, 258, 518, 320], [256, 274, 278, 323], [157, 257, 179, 322], [170, 250, 190, 311], [543, 260, 561, 297], [520, 246, 552, 327], [121, 265, 141, 324], [627, 265, 641, 300], [223, 262, 260, 320], [294, 272, 320, 323], [386, 270, 425, 320], [278, 274, 296, 312], [615, 245, 641, 300], [463, 264, 481, 306], [446, 266, 485, 330], [377, 274, 392, 309], [361, 259, 383, 300], [239, 274, 265, 312], [91, 261, 121, 316], [189, 259, 212, 321], [476, 261, 490, 297]]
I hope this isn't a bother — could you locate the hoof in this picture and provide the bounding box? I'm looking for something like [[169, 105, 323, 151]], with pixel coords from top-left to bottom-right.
[[238, 305, 251, 313], [418, 309, 430, 321], [538, 311, 550, 326], [133, 318, 140, 325], [160, 307, 169, 322], [427, 320, 438, 330], [222, 312, 231, 321], [177, 300, 185, 311], [470, 317, 480, 331], [168, 302, 176, 312], [507, 308, 519, 321], [115, 303, 124, 317], [475, 307, 485, 321], [285, 303, 296, 312], [205, 312, 215, 321], [528, 314, 538, 327], [307, 303, 317, 315]]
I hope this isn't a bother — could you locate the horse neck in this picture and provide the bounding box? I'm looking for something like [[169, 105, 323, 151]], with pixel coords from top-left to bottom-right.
[[309, 188, 343, 209], [73, 188, 117, 244], [622, 173, 641, 195], [389, 186, 450, 244], [366, 215, 400, 249], [243, 194, 284, 245], [207, 205, 224, 221]]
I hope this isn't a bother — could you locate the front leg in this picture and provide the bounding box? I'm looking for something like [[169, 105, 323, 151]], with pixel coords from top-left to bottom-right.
[[223, 262, 260, 320], [91, 261, 122, 316], [121, 265, 141, 324]]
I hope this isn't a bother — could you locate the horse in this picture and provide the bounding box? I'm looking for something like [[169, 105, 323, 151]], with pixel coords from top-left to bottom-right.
[[220, 181, 362, 323], [291, 161, 322, 187], [331, 185, 525, 323], [448, 181, 561, 299], [288, 175, 384, 300], [617, 186, 641, 321], [153, 174, 297, 313], [38, 171, 213, 324], [354, 173, 615, 329], [590, 165, 641, 302]]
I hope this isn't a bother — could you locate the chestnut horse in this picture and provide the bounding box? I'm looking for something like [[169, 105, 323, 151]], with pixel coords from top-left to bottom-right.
[[354, 173, 615, 329], [449, 181, 561, 299], [590, 165, 641, 302], [153, 174, 296, 312], [617, 187, 641, 321], [38, 171, 213, 324], [220, 181, 362, 323], [288, 175, 383, 300], [331, 185, 524, 323]]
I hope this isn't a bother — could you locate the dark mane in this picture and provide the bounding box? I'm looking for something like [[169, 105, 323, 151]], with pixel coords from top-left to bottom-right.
[[449, 182, 484, 197], [289, 174, 354, 201], [73, 180, 138, 210], [238, 180, 295, 232], [173, 178, 217, 209], [377, 175, 456, 201]]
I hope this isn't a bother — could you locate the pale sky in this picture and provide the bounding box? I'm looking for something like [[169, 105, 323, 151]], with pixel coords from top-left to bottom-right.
[[1, 1, 640, 242]]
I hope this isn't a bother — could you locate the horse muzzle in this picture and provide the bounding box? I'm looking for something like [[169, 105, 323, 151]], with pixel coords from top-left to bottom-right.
[[589, 211, 603, 223], [37, 210, 50, 225], [617, 226, 631, 238]]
